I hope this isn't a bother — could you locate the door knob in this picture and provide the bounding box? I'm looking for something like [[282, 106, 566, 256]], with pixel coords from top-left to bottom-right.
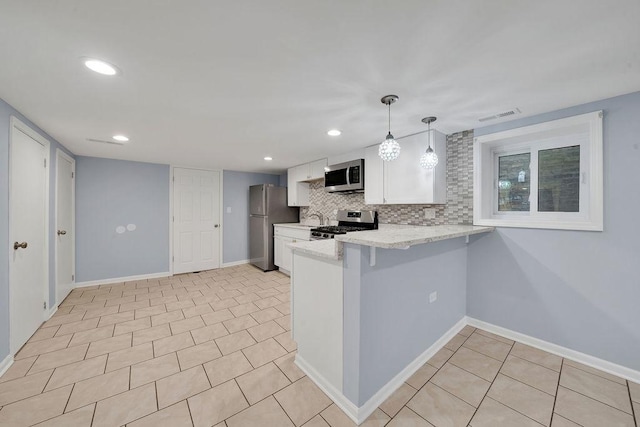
[[57, 230, 67, 236], [13, 242, 27, 250], [214, 224, 219, 228]]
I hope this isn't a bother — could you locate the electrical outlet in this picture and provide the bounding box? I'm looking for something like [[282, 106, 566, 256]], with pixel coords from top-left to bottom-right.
[[429, 291, 438, 303], [226, 207, 232, 213], [424, 208, 436, 219]]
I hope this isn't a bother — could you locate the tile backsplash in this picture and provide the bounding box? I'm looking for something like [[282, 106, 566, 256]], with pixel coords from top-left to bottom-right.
[[300, 130, 474, 226]]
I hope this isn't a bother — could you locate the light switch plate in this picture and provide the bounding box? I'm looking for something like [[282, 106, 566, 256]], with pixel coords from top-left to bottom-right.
[[226, 207, 232, 213]]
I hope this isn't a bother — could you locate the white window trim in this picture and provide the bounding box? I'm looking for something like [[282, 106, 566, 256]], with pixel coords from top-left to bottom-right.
[[474, 111, 603, 231]]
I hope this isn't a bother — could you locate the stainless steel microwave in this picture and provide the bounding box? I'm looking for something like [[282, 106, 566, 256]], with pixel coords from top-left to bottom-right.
[[324, 159, 364, 193]]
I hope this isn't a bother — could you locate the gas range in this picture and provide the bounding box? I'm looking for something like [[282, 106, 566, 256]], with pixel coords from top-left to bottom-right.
[[310, 210, 378, 240]]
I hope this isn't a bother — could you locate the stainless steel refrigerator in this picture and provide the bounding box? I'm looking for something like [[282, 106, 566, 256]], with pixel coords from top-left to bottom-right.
[[249, 184, 299, 271]]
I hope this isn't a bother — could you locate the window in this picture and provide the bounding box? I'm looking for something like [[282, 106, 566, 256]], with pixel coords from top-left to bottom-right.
[[474, 111, 603, 231]]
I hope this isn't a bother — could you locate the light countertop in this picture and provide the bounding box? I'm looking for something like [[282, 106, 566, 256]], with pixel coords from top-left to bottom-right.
[[334, 224, 495, 249], [273, 222, 320, 231], [288, 224, 494, 260]]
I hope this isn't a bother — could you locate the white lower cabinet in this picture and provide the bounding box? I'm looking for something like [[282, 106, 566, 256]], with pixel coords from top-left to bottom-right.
[[274, 225, 311, 275]]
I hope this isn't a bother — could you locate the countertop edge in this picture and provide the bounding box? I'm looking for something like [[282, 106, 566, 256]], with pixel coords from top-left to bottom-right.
[[287, 240, 342, 260], [333, 226, 495, 249], [287, 226, 495, 259]]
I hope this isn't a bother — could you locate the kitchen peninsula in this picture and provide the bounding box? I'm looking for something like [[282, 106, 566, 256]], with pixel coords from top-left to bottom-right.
[[289, 223, 493, 424]]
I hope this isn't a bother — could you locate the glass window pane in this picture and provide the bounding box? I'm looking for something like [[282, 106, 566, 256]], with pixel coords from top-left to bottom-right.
[[538, 145, 580, 212], [498, 153, 531, 212]]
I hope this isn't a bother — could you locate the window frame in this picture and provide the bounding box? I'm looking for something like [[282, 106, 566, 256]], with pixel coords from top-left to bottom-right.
[[474, 111, 603, 231]]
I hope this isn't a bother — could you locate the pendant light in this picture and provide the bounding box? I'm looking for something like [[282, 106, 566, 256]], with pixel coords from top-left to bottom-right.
[[378, 95, 400, 161], [419, 116, 439, 169]]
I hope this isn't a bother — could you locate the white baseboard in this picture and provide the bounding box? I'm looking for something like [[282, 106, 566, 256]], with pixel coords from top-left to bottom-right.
[[221, 260, 249, 268], [296, 317, 467, 425], [295, 355, 360, 422], [277, 268, 291, 276], [466, 316, 640, 384], [74, 271, 171, 288], [0, 355, 14, 379], [47, 305, 58, 320]]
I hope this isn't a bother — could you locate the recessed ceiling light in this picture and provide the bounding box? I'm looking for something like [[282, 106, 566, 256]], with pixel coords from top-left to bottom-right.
[[327, 129, 341, 136], [264, 156, 273, 161], [83, 58, 119, 75], [112, 135, 129, 142]]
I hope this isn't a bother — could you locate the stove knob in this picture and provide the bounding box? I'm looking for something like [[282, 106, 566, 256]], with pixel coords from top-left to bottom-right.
[[330, 235, 335, 239], [323, 234, 330, 239]]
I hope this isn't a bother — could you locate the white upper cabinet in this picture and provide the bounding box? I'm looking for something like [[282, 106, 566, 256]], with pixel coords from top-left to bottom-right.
[[309, 159, 328, 180], [287, 158, 327, 207], [365, 130, 447, 205], [364, 145, 384, 205], [288, 165, 310, 207]]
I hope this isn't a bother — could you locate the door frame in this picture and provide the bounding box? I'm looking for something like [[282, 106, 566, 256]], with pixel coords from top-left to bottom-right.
[[169, 165, 224, 275], [55, 148, 76, 306], [8, 116, 50, 351]]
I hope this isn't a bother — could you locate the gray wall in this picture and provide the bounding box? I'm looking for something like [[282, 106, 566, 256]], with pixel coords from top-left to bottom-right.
[[343, 239, 468, 405], [468, 91, 640, 371], [75, 157, 170, 282], [222, 170, 281, 264], [0, 98, 75, 361]]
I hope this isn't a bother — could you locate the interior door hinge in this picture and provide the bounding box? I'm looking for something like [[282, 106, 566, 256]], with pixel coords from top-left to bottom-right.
[[71, 171, 74, 178], [172, 176, 175, 182], [44, 159, 47, 168], [72, 274, 75, 281], [43, 301, 47, 310], [172, 256, 174, 262]]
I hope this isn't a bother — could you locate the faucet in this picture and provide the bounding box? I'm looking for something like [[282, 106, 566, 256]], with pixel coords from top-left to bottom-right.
[[307, 212, 324, 225]]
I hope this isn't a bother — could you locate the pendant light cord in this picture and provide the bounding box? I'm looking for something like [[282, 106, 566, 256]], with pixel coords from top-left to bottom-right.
[[388, 102, 391, 133]]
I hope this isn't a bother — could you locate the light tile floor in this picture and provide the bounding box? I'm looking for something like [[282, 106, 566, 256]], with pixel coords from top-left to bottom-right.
[[0, 264, 638, 426]]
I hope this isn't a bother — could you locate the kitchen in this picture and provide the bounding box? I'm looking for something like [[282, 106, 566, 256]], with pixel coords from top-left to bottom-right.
[[0, 2, 638, 427]]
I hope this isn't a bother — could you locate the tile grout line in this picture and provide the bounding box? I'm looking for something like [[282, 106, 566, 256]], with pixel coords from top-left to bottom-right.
[[507, 352, 562, 374], [400, 329, 475, 427], [565, 361, 630, 387], [549, 356, 564, 424], [462, 333, 515, 425], [498, 371, 556, 397], [185, 397, 196, 427], [627, 380, 638, 427], [559, 384, 637, 417]]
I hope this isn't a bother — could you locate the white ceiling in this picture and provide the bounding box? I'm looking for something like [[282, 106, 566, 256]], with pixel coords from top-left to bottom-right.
[[0, 1, 638, 173]]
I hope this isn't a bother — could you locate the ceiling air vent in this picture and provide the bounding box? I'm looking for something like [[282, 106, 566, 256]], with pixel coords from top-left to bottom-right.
[[86, 138, 125, 146], [478, 108, 521, 122]]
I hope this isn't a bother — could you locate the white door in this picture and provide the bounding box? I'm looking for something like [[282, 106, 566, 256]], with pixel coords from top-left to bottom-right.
[[173, 168, 221, 274], [56, 150, 75, 305], [9, 118, 49, 355]]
